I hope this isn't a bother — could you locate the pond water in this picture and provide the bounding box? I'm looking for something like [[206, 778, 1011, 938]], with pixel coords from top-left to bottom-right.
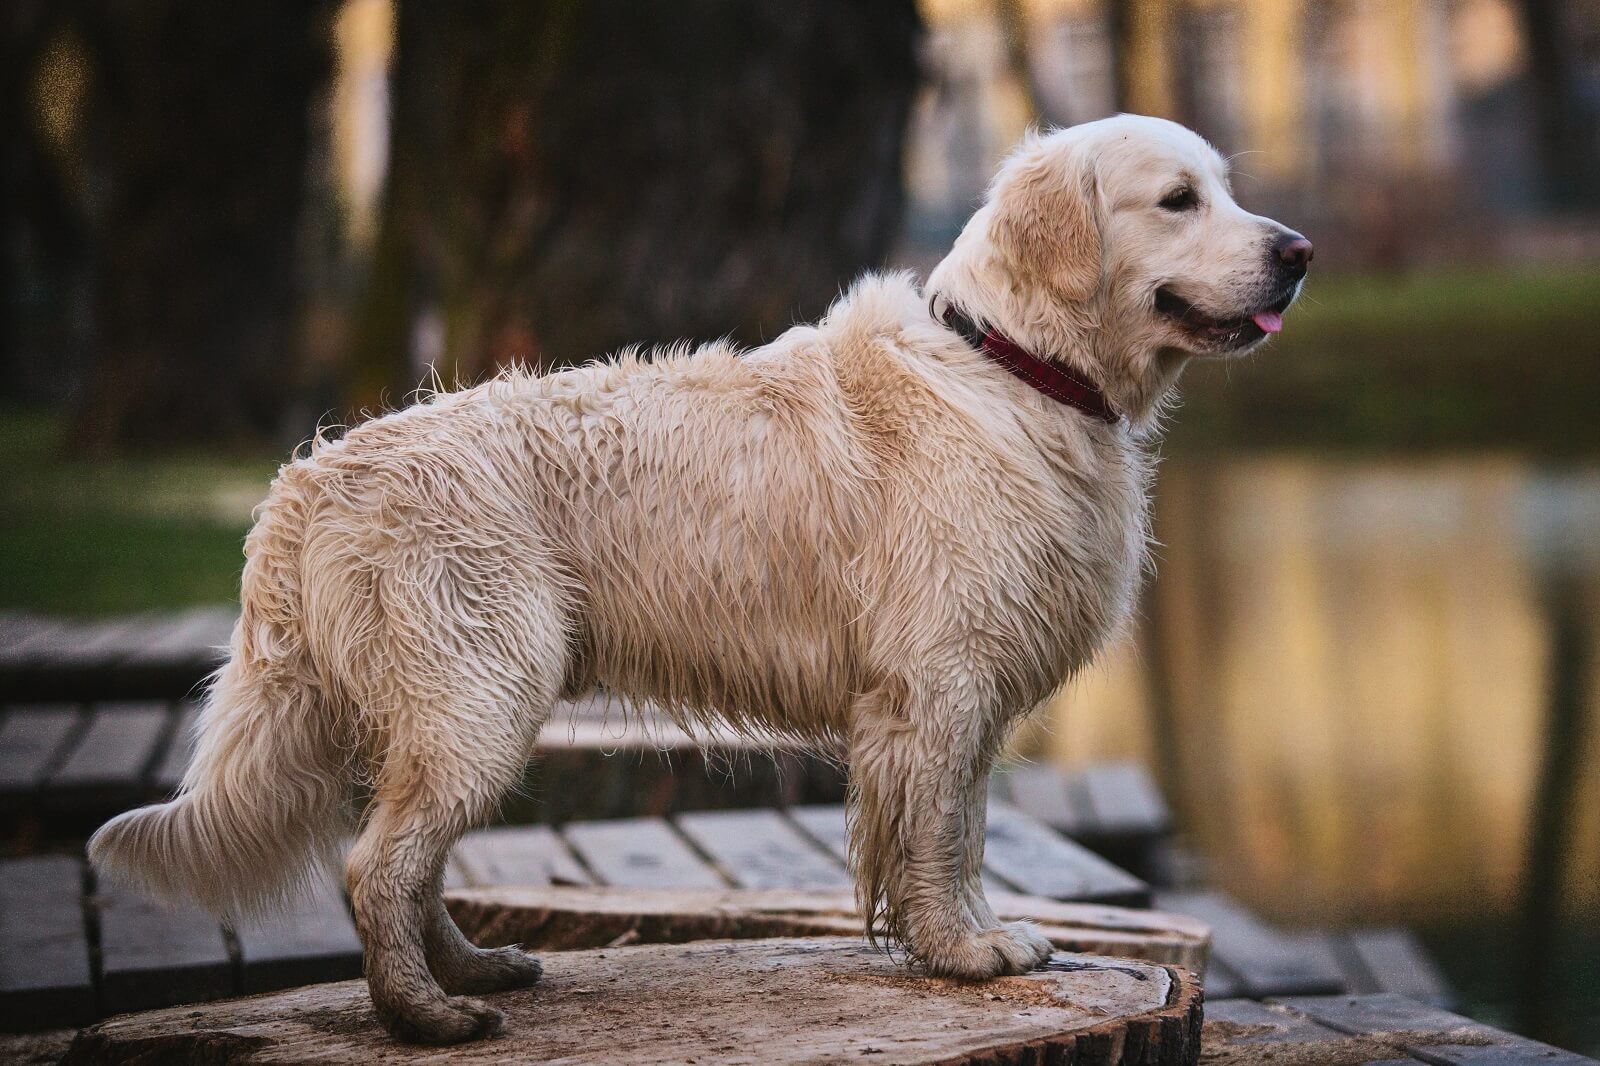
[[1025, 455, 1600, 1052]]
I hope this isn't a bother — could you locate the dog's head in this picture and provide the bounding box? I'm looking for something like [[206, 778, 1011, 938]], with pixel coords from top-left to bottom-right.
[[931, 115, 1311, 419]]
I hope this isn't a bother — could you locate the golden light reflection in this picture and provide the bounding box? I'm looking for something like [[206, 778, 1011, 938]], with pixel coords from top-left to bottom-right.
[[1025, 458, 1600, 925]]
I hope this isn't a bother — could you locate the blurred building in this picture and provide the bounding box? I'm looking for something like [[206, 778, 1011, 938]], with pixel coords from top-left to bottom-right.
[[906, 0, 1600, 268]]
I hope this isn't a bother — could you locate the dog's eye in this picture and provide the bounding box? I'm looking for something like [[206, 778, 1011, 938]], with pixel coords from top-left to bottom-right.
[[1159, 186, 1198, 212]]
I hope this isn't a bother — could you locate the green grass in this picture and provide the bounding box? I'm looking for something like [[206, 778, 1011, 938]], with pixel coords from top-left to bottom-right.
[[0, 410, 278, 617], [1286, 265, 1600, 331]]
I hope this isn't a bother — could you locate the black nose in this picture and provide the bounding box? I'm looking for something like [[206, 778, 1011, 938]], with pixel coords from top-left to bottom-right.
[[1274, 232, 1314, 276]]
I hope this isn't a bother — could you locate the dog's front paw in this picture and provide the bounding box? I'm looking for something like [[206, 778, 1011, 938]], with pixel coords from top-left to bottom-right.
[[997, 920, 1056, 967], [921, 922, 1055, 979]]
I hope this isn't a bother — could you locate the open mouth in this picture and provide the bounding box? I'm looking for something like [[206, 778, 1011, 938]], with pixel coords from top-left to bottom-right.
[[1154, 286, 1297, 350]]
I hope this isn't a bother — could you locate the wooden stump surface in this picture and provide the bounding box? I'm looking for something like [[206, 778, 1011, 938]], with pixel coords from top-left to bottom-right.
[[65, 937, 1202, 1066], [445, 884, 1211, 971]]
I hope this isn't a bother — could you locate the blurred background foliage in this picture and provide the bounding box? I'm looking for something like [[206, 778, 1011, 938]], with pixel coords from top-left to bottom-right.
[[2, 0, 1599, 1053]]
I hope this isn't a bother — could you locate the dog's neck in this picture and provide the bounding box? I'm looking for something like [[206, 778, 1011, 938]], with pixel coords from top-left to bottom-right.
[[933, 298, 1122, 424], [927, 231, 1189, 434]]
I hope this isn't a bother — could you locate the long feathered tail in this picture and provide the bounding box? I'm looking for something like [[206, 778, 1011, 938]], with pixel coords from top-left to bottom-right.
[[90, 468, 351, 918]]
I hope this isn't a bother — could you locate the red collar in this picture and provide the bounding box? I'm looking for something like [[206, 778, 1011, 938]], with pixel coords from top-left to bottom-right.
[[938, 302, 1121, 425]]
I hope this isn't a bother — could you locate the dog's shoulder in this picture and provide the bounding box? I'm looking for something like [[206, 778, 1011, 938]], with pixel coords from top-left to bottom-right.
[[810, 272, 1063, 463]]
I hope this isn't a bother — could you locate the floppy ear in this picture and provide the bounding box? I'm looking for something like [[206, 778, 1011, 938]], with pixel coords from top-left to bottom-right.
[[989, 142, 1102, 303]]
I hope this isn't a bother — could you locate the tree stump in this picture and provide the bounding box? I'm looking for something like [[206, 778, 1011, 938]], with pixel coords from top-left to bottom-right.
[[445, 884, 1211, 971], [65, 937, 1202, 1065]]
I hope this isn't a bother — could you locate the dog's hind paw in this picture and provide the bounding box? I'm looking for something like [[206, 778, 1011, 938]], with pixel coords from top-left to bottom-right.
[[435, 945, 544, 996]]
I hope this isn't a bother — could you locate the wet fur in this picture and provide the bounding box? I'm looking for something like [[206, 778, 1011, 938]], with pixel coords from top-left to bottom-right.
[[91, 116, 1301, 1044]]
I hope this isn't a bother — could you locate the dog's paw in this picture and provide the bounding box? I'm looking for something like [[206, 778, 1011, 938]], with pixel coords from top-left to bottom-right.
[[998, 920, 1056, 967], [384, 995, 505, 1045], [436, 946, 544, 996], [921, 922, 1055, 979]]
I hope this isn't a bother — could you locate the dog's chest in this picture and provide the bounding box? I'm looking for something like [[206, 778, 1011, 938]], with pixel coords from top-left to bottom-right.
[[991, 438, 1150, 702]]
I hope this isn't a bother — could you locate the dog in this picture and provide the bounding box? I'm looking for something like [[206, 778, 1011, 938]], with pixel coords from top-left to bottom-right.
[[91, 115, 1310, 1044]]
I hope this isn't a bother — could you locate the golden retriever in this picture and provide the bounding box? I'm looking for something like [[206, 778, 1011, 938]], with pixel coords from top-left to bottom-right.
[[92, 114, 1310, 1044]]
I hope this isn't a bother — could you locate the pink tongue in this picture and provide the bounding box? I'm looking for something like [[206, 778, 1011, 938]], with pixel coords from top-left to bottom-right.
[[1252, 310, 1284, 334]]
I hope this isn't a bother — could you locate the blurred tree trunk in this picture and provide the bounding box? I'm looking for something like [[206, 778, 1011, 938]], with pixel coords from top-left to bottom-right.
[[1516, 0, 1600, 209], [68, 1, 331, 453], [0, 1, 90, 408], [995, 0, 1058, 128], [351, 0, 922, 409], [1107, 0, 1173, 117]]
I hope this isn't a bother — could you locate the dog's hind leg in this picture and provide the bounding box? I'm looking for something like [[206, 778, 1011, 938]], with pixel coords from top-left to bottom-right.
[[348, 691, 554, 1043], [346, 639, 562, 1043], [423, 863, 544, 996]]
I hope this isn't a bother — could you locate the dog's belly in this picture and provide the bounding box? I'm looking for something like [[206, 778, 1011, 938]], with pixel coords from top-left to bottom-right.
[[563, 515, 863, 739], [582, 608, 858, 738]]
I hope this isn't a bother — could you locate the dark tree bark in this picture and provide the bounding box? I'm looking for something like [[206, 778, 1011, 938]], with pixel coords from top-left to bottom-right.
[[1106, 0, 1171, 118], [352, 0, 922, 409], [68, 1, 331, 452], [1106, 0, 1132, 113], [0, 1, 90, 408], [1517, 0, 1600, 209]]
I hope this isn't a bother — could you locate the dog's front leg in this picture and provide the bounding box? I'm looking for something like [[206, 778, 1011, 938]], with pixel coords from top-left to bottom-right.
[[848, 691, 1054, 979]]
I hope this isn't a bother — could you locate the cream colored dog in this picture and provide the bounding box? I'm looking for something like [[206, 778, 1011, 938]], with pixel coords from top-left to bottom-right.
[[92, 115, 1309, 1044]]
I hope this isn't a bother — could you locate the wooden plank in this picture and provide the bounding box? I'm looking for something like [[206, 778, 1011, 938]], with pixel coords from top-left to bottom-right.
[[1205, 998, 1361, 1045], [1153, 890, 1345, 997], [788, 804, 850, 862], [1202, 999, 1414, 1062], [446, 885, 1211, 970], [0, 619, 79, 669], [562, 817, 725, 889], [0, 611, 234, 699], [119, 606, 236, 669], [983, 801, 1149, 906], [46, 701, 171, 801], [1200, 962, 1244, 1001], [0, 705, 82, 794], [675, 809, 850, 890], [0, 610, 42, 645], [96, 881, 234, 1014], [150, 701, 202, 794], [1275, 992, 1600, 1065], [33, 614, 159, 684], [69, 938, 1204, 1065], [996, 764, 1096, 837], [0, 856, 95, 1031], [1338, 927, 1453, 1007], [1077, 762, 1172, 839], [234, 875, 363, 993], [453, 825, 594, 888]]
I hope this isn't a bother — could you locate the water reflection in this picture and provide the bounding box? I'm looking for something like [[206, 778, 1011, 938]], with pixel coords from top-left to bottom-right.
[[1029, 457, 1600, 925]]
